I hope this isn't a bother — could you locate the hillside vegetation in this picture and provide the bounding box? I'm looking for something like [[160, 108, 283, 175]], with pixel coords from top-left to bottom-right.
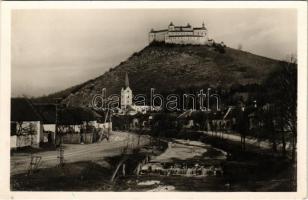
[[35, 42, 283, 107]]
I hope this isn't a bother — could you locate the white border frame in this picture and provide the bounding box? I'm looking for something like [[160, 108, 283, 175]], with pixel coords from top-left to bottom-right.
[[0, 1, 307, 200]]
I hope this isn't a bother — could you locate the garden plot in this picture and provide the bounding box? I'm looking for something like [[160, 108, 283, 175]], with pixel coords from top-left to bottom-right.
[[151, 140, 207, 162]]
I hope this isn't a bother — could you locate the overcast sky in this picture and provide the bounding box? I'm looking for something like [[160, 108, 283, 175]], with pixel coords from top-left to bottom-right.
[[12, 9, 297, 97]]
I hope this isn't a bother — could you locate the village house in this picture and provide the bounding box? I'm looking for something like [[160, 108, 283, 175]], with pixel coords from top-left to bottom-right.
[[11, 98, 43, 149], [57, 107, 103, 144], [34, 104, 57, 145], [11, 98, 107, 148], [95, 109, 113, 137]]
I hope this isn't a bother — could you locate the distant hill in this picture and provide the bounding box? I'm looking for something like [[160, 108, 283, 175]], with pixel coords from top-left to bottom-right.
[[35, 42, 283, 107]]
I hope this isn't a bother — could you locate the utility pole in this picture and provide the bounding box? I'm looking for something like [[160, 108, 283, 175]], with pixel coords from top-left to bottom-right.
[[104, 100, 112, 141]]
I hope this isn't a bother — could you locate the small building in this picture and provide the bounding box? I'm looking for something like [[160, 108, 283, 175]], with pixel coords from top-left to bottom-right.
[[119, 73, 153, 115], [11, 98, 43, 148], [34, 104, 57, 145], [57, 107, 103, 144], [133, 105, 151, 114], [94, 110, 112, 130]]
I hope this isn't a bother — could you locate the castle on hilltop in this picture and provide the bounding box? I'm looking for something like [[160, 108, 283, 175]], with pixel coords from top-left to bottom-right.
[[149, 22, 213, 45]]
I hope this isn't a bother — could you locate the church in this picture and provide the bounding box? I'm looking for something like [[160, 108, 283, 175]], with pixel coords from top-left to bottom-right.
[[149, 22, 213, 45], [120, 73, 150, 115], [120, 72, 132, 111]]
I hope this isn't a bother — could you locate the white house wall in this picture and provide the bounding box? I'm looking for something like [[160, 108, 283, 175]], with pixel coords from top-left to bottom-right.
[[11, 121, 41, 148], [11, 135, 17, 149], [43, 124, 56, 133]]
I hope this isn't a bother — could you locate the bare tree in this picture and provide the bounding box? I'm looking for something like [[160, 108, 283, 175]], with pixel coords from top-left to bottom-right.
[[265, 55, 297, 161]]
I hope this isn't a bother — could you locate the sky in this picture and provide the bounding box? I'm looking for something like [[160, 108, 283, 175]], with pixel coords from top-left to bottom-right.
[[11, 9, 297, 97]]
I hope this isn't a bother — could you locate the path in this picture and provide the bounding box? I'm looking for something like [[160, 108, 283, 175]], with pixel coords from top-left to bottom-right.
[[11, 132, 150, 175], [200, 131, 273, 149]]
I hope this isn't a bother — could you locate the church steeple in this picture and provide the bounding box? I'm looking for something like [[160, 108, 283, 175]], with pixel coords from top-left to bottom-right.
[[121, 72, 133, 111], [125, 72, 129, 88]]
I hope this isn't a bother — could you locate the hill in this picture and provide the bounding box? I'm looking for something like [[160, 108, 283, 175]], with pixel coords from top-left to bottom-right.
[[35, 42, 283, 107]]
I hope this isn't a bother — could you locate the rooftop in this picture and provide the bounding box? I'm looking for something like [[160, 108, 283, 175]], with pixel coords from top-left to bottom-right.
[[34, 104, 57, 124], [11, 98, 42, 122], [57, 107, 102, 125], [168, 35, 204, 38]]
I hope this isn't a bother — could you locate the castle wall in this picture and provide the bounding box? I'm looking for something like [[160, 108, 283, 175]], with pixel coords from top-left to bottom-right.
[[149, 31, 167, 43], [168, 31, 193, 36], [165, 36, 209, 45], [193, 29, 207, 36]]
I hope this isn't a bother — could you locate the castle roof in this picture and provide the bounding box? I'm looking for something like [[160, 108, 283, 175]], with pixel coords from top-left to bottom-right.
[[193, 27, 207, 30], [150, 29, 168, 33], [174, 25, 191, 28], [169, 30, 193, 32], [168, 35, 204, 38]]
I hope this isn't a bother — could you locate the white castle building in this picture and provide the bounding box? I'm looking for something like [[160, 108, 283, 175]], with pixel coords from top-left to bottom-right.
[[149, 22, 213, 45]]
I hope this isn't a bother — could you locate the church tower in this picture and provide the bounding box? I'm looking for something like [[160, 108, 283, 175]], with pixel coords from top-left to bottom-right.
[[121, 72, 133, 111]]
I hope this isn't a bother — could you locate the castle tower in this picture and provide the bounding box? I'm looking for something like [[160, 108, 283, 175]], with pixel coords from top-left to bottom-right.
[[121, 72, 133, 111], [168, 22, 175, 31]]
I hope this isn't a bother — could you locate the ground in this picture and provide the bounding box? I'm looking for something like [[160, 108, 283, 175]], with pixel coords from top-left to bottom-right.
[[11, 131, 296, 191], [11, 131, 150, 175]]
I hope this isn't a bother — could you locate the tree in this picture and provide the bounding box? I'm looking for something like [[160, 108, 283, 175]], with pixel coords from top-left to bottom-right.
[[264, 56, 297, 161], [235, 106, 249, 151], [151, 112, 178, 138], [262, 106, 278, 152], [191, 111, 209, 131]]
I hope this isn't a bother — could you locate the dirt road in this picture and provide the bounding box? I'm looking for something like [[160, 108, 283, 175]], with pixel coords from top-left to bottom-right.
[[11, 132, 150, 175], [200, 131, 291, 150]]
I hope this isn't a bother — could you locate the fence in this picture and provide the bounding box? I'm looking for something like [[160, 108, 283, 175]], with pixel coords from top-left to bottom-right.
[[62, 133, 96, 144]]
